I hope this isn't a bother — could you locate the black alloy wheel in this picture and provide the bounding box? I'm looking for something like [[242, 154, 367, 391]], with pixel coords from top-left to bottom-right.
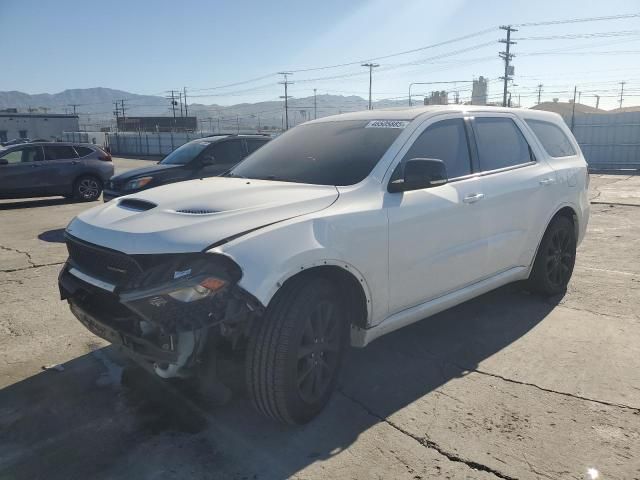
[[529, 215, 576, 295], [246, 276, 349, 424]]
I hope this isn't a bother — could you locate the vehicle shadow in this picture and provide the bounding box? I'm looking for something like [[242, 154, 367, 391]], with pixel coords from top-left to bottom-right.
[[0, 197, 75, 210], [37, 228, 66, 243], [0, 284, 559, 479]]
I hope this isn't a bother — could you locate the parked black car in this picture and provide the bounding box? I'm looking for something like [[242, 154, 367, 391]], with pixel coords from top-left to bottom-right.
[[0, 142, 113, 201], [103, 134, 271, 201]]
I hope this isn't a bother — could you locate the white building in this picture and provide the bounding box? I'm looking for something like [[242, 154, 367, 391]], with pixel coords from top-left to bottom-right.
[[0, 112, 79, 143]]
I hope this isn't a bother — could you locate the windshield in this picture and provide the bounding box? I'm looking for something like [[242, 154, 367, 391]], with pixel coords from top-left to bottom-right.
[[229, 120, 406, 186], [160, 141, 210, 165]]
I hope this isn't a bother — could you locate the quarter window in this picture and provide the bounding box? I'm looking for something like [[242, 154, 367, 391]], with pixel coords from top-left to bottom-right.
[[400, 118, 472, 179], [74, 146, 94, 157], [44, 145, 78, 160], [525, 119, 576, 158], [474, 117, 534, 172]]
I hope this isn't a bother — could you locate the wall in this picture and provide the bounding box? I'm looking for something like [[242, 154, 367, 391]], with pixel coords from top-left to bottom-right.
[[0, 115, 79, 142], [566, 111, 640, 170]]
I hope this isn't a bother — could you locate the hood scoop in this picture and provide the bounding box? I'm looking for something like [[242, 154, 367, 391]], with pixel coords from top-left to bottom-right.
[[175, 207, 218, 215], [118, 198, 157, 211]]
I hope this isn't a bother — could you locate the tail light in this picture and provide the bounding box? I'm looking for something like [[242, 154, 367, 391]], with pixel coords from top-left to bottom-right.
[[98, 151, 112, 162]]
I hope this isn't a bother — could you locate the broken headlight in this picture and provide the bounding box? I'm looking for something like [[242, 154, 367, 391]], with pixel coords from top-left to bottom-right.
[[167, 277, 227, 302]]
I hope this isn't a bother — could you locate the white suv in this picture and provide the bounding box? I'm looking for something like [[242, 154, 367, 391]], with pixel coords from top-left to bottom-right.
[[59, 106, 589, 424]]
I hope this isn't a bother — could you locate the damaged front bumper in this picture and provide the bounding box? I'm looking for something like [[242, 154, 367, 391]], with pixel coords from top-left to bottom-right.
[[59, 237, 263, 378]]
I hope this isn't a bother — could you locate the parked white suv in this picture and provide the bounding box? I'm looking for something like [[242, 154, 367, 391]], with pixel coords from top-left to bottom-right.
[[59, 106, 589, 424]]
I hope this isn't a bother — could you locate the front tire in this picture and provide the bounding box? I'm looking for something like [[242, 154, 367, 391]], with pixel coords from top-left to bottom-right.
[[528, 215, 576, 295], [246, 276, 349, 424], [73, 175, 102, 201]]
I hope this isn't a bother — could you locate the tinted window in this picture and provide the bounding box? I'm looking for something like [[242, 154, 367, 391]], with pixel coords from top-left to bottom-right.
[[474, 117, 533, 172], [44, 145, 77, 160], [246, 138, 269, 155], [230, 120, 405, 186], [160, 141, 209, 165], [401, 119, 471, 179], [0, 146, 44, 164], [525, 119, 576, 158], [74, 146, 94, 157], [208, 140, 245, 165]]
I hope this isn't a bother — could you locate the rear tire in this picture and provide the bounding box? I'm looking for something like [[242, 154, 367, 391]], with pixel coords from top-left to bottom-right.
[[528, 216, 576, 296], [246, 276, 349, 424], [73, 175, 102, 201]]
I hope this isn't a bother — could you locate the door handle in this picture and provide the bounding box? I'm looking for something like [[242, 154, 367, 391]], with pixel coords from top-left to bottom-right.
[[463, 193, 485, 204], [539, 177, 555, 186]]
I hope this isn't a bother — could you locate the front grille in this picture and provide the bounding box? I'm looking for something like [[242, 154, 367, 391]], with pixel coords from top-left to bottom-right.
[[66, 234, 142, 286]]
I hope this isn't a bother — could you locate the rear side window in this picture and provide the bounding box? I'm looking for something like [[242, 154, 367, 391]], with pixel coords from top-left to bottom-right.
[[246, 138, 269, 155], [401, 118, 472, 179], [74, 146, 94, 157], [209, 140, 245, 165], [44, 145, 78, 160], [473, 117, 533, 172], [525, 119, 576, 158]]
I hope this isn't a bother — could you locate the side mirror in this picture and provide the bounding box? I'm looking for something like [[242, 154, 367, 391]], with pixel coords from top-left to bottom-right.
[[200, 155, 216, 166], [388, 158, 448, 193]]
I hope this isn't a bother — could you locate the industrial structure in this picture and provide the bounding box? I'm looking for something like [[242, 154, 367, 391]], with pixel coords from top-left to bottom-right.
[[116, 116, 197, 132], [471, 76, 489, 105], [0, 111, 79, 142]]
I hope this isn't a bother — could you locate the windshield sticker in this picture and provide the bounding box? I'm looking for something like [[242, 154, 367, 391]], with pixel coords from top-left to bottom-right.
[[365, 120, 410, 129]]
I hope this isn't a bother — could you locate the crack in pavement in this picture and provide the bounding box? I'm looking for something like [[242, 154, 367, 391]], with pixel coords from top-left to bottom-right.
[[0, 261, 65, 273], [0, 244, 36, 267], [467, 368, 640, 413], [337, 389, 518, 480]]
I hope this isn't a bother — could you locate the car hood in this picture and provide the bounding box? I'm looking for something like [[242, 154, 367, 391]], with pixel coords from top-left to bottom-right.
[[67, 177, 339, 254], [109, 163, 184, 184]]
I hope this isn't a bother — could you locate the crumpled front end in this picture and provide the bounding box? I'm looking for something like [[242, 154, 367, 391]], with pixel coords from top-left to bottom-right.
[[59, 233, 263, 378]]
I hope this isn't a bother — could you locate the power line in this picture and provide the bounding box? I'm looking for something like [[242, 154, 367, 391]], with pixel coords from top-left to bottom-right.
[[287, 27, 498, 73], [514, 12, 640, 28]]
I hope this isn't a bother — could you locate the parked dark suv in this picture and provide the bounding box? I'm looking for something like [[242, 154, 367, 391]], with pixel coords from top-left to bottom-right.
[[103, 134, 271, 201], [0, 142, 113, 201]]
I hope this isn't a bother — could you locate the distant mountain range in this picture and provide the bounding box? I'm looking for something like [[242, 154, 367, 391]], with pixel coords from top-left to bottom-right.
[[0, 87, 408, 131]]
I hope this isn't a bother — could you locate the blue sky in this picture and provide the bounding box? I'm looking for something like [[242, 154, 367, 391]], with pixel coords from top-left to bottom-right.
[[2, 0, 640, 109]]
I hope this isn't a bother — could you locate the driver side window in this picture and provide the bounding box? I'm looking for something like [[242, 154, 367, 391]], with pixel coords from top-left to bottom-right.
[[397, 118, 472, 180], [0, 146, 43, 164]]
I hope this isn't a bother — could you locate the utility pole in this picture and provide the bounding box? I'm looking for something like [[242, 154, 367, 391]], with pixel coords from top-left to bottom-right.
[[595, 94, 600, 109], [217, 118, 220, 133], [183, 87, 188, 117], [454, 91, 460, 104], [113, 102, 120, 131], [619, 81, 626, 109], [236, 115, 240, 134], [167, 91, 177, 127], [313, 88, 317, 119], [361, 63, 380, 110], [537, 84, 543, 104], [570, 86, 577, 132], [278, 72, 293, 130], [120, 99, 126, 125], [69, 104, 80, 115], [206, 117, 213, 133], [499, 25, 517, 107], [178, 92, 184, 118]]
